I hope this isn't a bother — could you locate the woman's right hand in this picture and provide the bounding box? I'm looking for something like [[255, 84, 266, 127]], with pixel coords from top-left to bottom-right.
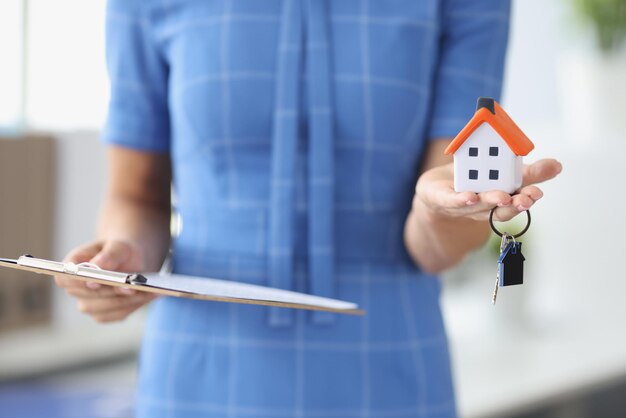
[[54, 240, 159, 323]]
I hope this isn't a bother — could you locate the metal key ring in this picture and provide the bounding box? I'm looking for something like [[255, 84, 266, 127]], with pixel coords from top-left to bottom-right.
[[489, 207, 531, 238]]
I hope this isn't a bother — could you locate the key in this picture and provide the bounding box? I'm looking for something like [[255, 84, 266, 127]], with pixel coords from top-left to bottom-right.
[[489, 208, 531, 305], [491, 273, 499, 305], [492, 233, 512, 305]]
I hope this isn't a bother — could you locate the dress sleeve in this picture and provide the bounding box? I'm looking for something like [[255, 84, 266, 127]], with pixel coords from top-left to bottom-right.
[[427, 0, 511, 140], [101, 0, 170, 152]]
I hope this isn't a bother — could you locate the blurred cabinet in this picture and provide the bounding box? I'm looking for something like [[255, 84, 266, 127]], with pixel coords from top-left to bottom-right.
[[0, 136, 54, 332]]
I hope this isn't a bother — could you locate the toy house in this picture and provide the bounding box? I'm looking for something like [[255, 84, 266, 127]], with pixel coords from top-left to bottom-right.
[[444, 98, 534, 194]]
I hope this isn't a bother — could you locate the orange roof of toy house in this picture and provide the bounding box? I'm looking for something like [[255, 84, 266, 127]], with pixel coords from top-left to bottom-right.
[[444, 99, 534, 156]]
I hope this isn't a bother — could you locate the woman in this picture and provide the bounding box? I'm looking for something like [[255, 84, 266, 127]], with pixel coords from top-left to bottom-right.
[[56, 0, 561, 417]]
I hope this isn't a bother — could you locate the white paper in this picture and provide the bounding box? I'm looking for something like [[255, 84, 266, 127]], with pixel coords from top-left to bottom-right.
[[144, 273, 358, 311]]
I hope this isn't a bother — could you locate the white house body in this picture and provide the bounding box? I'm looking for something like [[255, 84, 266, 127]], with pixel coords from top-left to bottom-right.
[[453, 123, 523, 194]]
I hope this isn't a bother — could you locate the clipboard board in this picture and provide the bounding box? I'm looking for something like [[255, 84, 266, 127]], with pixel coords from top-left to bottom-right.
[[0, 255, 364, 315]]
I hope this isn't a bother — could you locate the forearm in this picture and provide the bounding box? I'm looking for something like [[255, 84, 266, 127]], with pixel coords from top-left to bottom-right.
[[95, 147, 173, 271], [404, 196, 490, 274]]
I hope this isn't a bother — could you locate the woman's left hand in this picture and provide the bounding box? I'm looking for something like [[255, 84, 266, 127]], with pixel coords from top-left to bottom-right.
[[415, 158, 562, 222]]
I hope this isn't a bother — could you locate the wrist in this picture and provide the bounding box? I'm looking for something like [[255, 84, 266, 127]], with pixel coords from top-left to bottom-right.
[[404, 196, 490, 273]]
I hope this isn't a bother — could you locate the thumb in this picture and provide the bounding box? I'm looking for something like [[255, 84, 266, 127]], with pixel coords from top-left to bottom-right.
[[63, 241, 103, 264], [522, 159, 563, 187], [90, 241, 131, 271]]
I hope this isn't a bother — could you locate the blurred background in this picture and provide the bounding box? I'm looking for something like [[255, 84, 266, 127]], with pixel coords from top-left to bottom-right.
[[0, 0, 625, 417]]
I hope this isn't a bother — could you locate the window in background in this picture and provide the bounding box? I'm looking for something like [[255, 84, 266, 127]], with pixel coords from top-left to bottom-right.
[[0, 0, 23, 130], [27, 0, 108, 131]]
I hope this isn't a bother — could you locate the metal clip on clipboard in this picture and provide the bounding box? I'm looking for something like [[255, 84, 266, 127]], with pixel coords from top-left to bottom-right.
[[15, 255, 148, 285]]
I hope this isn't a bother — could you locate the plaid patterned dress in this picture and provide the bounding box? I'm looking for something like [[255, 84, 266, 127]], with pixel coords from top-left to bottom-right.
[[103, 0, 510, 416]]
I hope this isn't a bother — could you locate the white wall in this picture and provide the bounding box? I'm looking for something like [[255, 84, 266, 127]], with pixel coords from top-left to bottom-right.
[[51, 131, 107, 328], [501, 0, 571, 125], [52, 131, 106, 259]]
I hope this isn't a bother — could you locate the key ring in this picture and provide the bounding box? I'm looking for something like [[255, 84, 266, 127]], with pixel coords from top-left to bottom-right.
[[489, 207, 531, 238]]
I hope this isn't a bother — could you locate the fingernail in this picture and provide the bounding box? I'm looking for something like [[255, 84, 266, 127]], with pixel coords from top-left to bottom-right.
[[497, 201, 510, 207], [517, 205, 528, 211], [466, 200, 477, 206], [86, 282, 101, 290], [120, 288, 135, 295]]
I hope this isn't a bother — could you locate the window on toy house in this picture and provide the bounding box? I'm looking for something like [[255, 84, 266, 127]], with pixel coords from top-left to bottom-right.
[[489, 147, 499, 156], [469, 147, 478, 157], [468, 170, 478, 180], [489, 170, 499, 180]]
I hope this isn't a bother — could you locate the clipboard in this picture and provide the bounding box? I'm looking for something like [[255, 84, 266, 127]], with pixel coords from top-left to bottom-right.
[[0, 255, 364, 315]]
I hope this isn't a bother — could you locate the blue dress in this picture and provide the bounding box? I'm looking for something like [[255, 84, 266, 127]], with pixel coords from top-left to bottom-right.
[[103, 0, 510, 416]]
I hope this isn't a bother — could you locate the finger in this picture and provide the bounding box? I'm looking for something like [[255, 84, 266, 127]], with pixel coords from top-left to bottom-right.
[[77, 293, 155, 315], [92, 304, 145, 324], [511, 193, 535, 212], [114, 286, 137, 296], [453, 190, 512, 219], [522, 159, 562, 187], [55, 275, 105, 291], [90, 241, 132, 271], [64, 242, 104, 263], [518, 185, 543, 203], [492, 191, 539, 222], [55, 275, 115, 292], [417, 163, 505, 214], [493, 203, 530, 222], [512, 184, 544, 210], [91, 294, 158, 323], [55, 243, 103, 290], [492, 206, 523, 222], [66, 284, 124, 299], [57, 242, 104, 289], [68, 285, 137, 298], [54, 275, 79, 289], [462, 183, 544, 219], [85, 281, 102, 290], [475, 190, 512, 209], [55, 275, 103, 292]]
